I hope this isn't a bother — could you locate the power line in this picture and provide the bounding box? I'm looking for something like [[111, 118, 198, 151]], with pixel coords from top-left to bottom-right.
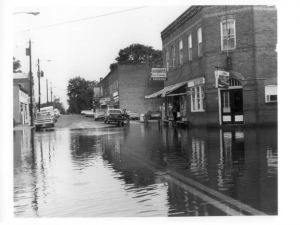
[[17, 6, 147, 33]]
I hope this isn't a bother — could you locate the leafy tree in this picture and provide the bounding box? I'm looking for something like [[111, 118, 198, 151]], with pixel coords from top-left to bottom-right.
[[109, 44, 163, 71], [67, 76, 99, 114], [13, 57, 22, 73]]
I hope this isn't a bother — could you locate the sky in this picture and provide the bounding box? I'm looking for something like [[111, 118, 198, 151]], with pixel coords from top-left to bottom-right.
[[11, 1, 191, 109]]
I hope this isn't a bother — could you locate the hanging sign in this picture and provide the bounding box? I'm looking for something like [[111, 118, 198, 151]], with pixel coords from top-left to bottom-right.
[[187, 77, 205, 87], [215, 70, 230, 88], [150, 68, 167, 81]]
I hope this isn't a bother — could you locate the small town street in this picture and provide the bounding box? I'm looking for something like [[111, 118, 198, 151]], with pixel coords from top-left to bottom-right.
[[13, 115, 278, 217]]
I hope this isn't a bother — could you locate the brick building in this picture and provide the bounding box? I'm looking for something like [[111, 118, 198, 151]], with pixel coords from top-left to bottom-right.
[[145, 5, 277, 127], [99, 64, 163, 115]]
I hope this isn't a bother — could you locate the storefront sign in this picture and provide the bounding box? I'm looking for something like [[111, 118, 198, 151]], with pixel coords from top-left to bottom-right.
[[94, 87, 100, 98], [113, 91, 118, 97], [150, 68, 167, 81], [187, 77, 205, 87], [215, 70, 230, 88], [104, 97, 110, 102], [114, 96, 119, 103]]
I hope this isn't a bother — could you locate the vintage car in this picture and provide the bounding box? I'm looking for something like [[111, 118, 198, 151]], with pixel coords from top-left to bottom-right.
[[81, 110, 91, 115], [94, 109, 106, 121], [35, 111, 55, 130], [85, 110, 95, 117], [104, 109, 127, 126], [129, 112, 139, 120]]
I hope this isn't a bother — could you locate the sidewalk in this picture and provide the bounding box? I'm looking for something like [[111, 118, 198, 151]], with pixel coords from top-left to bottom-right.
[[13, 124, 35, 131]]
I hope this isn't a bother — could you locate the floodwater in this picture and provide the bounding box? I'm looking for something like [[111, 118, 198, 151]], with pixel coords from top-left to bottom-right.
[[14, 123, 277, 217]]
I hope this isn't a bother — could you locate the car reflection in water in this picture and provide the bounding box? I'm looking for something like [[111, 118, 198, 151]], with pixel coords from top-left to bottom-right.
[[14, 124, 277, 217]]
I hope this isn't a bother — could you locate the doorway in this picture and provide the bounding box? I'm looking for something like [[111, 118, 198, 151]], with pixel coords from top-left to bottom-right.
[[220, 89, 243, 124]]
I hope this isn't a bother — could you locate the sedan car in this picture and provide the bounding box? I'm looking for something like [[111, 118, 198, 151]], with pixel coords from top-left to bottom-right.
[[104, 109, 127, 126], [85, 111, 95, 117], [129, 112, 139, 120], [94, 109, 106, 121]]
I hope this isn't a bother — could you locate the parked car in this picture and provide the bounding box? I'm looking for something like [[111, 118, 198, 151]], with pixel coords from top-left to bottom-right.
[[35, 111, 55, 130], [85, 110, 95, 117], [129, 112, 139, 120], [147, 110, 160, 119], [94, 109, 106, 121], [81, 110, 90, 115], [104, 109, 127, 126]]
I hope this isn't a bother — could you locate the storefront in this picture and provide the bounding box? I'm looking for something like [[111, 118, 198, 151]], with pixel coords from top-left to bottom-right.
[[215, 70, 244, 125]]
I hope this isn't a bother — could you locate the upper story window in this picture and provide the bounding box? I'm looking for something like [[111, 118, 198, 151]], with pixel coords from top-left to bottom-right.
[[171, 45, 175, 68], [197, 28, 203, 57], [179, 40, 183, 65], [188, 34, 192, 61], [265, 85, 277, 102], [166, 50, 169, 71], [221, 19, 236, 51]]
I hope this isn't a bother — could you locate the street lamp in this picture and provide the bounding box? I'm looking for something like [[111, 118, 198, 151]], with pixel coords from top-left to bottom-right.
[[13, 12, 40, 16], [37, 59, 51, 111]]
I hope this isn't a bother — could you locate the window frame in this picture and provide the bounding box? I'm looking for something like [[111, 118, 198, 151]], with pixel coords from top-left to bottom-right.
[[265, 85, 277, 103], [171, 45, 175, 68], [197, 27, 202, 57], [166, 49, 169, 71], [188, 34, 192, 61], [220, 19, 236, 51], [190, 85, 204, 112], [179, 40, 183, 65]]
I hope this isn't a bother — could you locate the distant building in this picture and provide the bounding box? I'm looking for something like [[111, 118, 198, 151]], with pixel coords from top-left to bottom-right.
[[99, 64, 164, 115], [13, 73, 35, 125], [146, 6, 277, 127]]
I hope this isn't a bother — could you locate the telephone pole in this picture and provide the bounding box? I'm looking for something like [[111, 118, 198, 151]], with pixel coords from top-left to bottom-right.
[[37, 58, 41, 111], [28, 39, 34, 126], [46, 79, 48, 106]]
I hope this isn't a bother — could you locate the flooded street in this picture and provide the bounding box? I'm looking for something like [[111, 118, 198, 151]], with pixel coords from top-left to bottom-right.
[[14, 118, 277, 217]]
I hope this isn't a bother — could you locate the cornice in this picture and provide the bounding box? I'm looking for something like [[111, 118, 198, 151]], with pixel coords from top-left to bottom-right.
[[161, 6, 204, 40]]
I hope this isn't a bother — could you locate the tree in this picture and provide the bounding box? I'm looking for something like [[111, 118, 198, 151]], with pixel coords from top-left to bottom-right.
[[109, 44, 163, 71], [67, 76, 99, 114], [13, 57, 22, 73]]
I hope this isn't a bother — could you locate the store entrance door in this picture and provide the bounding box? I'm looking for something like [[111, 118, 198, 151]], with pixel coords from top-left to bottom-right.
[[220, 89, 243, 124]]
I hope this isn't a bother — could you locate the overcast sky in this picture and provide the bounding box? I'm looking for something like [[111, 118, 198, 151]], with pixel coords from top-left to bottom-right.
[[11, 1, 191, 108]]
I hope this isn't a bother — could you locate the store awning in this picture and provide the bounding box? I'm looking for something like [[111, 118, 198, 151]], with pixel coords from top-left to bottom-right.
[[145, 81, 187, 99]]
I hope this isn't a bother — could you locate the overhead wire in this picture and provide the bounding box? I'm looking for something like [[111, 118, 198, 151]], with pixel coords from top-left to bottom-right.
[[16, 6, 147, 33]]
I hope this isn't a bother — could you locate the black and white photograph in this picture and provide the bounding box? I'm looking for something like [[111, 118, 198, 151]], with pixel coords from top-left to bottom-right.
[[1, 0, 300, 224]]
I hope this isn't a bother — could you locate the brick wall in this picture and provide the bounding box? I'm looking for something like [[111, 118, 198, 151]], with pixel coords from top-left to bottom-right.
[[100, 64, 164, 115], [161, 5, 277, 126]]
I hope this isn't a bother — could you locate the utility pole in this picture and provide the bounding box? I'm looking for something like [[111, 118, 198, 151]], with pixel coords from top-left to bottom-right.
[[37, 58, 41, 111], [51, 87, 53, 105], [46, 79, 48, 106], [28, 39, 34, 126]]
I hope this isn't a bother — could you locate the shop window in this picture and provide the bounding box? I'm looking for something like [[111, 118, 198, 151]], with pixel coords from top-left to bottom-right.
[[191, 86, 204, 112], [171, 45, 175, 68], [197, 28, 202, 57], [265, 85, 277, 102], [179, 40, 183, 65], [221, 19, 236, 51], [188, 34, 192, 61], [166, 50, 169, 71]]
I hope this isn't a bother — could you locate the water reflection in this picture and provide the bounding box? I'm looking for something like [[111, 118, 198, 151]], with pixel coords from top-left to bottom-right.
[[14, 125, 277, 217]]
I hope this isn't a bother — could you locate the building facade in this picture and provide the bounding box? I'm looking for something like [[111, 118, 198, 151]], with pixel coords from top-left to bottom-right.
[[13, 73, 36, 125], [99, 64, 164, 114], [13, 83, 29, 125], [146, 5, 277, 127]]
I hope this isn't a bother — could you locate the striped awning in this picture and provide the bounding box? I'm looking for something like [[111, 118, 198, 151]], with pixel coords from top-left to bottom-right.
[[145, 81, 187, 99]]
